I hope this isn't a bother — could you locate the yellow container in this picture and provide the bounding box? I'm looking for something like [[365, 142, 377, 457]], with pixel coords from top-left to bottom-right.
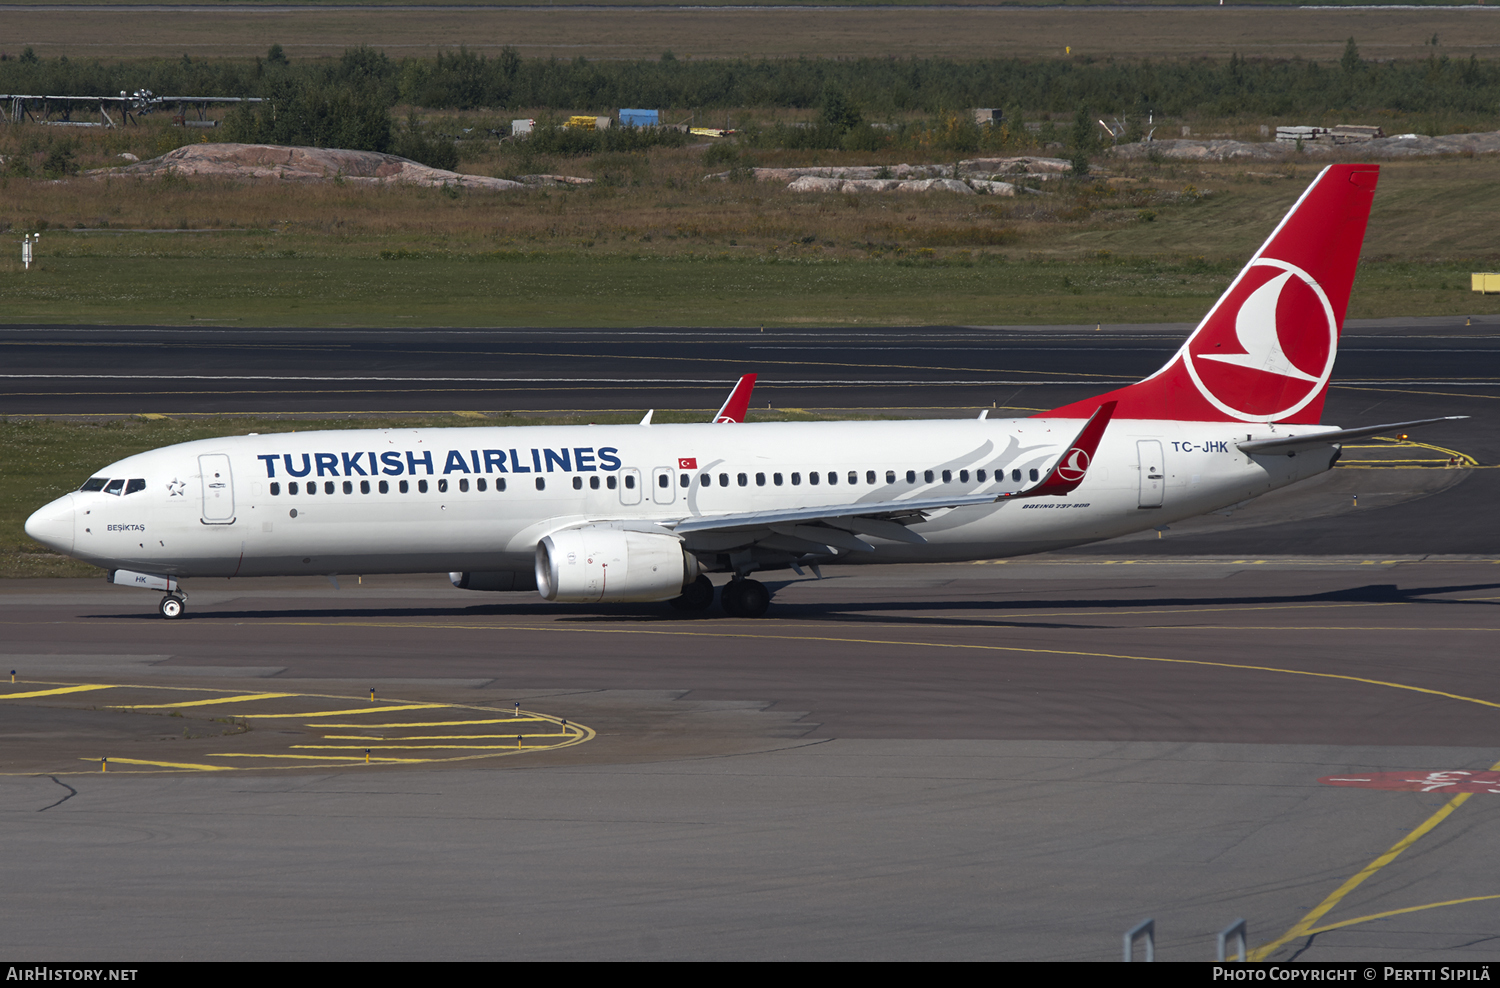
[[1472, 273, 1500, 294], [564, 115, 598, 130]]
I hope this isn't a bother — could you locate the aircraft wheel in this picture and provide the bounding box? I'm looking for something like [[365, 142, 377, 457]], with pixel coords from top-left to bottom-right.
[[669, 575, 715, 611], [721, 579, 770, 618], [159, 595, 185, 620]]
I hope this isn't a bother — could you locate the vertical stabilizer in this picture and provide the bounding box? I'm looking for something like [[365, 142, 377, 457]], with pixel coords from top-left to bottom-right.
[[1043, 163, 1379, 424]]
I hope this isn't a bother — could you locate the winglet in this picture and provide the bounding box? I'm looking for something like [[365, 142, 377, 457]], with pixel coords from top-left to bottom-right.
[[713, 374, 758, 423], [1003, 400, 1116, 499]]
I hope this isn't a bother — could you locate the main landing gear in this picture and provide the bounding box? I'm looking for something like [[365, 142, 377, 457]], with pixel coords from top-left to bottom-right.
[[669, 575, 716, 611], [719, 577, 770, 618], [669, 575, 772, 617], [158, 594, 186, 619]]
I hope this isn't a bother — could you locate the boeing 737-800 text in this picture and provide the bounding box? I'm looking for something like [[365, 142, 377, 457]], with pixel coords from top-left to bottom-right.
[[24, 164, 1462, 618]]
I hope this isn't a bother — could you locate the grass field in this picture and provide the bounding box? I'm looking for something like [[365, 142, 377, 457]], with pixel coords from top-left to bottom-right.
[[4, 7, 1499, 60], [2, 150, 1496, 327]]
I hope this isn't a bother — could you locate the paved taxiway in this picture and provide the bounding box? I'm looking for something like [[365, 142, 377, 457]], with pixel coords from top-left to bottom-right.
[[3, 321, 1498, 960]]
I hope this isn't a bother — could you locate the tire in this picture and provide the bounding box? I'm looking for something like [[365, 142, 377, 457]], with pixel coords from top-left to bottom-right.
[[159, 596, 184, 619], [737, 579, 770, 618], [721, 579, 770, 618], [720, 580, 746, 617], [669, 575, 715, 611]]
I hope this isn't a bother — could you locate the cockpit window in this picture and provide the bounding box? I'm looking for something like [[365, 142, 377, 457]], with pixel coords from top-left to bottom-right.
[[125, 479, 147, 495], [103, 479, 125, 495], [79, 478, 108, 492]]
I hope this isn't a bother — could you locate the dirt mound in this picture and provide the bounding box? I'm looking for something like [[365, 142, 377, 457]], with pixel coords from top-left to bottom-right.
[[92, 143, 525, 191]]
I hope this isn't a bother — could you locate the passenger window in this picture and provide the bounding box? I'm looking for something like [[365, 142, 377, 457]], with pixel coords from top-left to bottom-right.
[[977, 469, 987, 482], [1012, 469, 1021, 483], [437, 479, 448, 493], [924, 470, 934, 484], [459, 478, 469, 492], [756, 472, 765, 487], [125, 479, 146, 495], [625, 475, 635, 490], [774, 473, 784, 486], [607, 476, 617, 490], [680, 473, 689, 487], [343, 481, 354, 494], [864, 471, 874, 485], [658, 474, 669, 488], [400, 480, 409, 493], [959, 470, 969, 483], [270, 482, 281, 496], [886, 470, 896, 484], [791, 472, 801, 486], [700, 473, 711, 487], [418, 480, 428, 493], [104, 479, 125, 495], [589, 476, 599, 490], [497, 478, 507, 492], [827, 472, 836, 485], [289, 482, 300, 495], [718, 473, 729, 487], [306, 482, 316, 496], [572, 476, 582, 490], [360, 480, 371, 494], [1029, 468, 1039, 482], [941, 470, 951, 483], [79, 478, 108, 492], [906, 470, 916, 484], [379, 480, 389, 494], [809, 472, 819, 486], [737, 473, 748, 487], [535, 477, 546, 491], [476, 478, 486, 492], [324, 481, 335, 495]]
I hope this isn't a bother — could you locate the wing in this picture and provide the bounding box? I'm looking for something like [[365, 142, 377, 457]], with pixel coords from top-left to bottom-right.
[[668, 402, 1116, 556]]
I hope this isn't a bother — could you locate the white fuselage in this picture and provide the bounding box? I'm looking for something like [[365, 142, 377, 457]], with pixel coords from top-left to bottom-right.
[[27, 417, 1337, 583]]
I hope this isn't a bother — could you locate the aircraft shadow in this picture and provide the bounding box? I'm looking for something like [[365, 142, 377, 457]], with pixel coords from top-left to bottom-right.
[[84, 581, 1500, 631]]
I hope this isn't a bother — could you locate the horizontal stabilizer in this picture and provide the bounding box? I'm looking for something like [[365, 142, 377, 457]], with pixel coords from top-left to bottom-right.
[[1237, 416, 1469, 454]]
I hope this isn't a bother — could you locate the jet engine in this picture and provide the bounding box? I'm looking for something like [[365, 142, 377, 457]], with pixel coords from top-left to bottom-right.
[[535, 527, 699, 603]]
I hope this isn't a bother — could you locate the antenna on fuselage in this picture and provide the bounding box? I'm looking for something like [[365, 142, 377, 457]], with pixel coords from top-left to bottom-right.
[[640, 410, 654, 426]]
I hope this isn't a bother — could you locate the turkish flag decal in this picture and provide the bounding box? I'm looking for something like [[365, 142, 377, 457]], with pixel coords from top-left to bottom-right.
[[678, 457, 697, 470]]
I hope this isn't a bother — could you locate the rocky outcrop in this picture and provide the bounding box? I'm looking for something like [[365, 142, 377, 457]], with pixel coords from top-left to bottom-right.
[[707, 157, 1063, 194], [786, 175, 984, 195], [91, 143, 525, 190], [1109, 130, 1500, 163]]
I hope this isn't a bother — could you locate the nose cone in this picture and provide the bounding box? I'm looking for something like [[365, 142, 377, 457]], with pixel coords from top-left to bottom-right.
[[25, 494, 76, 556]]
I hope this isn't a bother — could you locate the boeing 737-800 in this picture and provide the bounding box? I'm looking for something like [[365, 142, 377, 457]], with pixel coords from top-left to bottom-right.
[[24, 163, 1462, 618]]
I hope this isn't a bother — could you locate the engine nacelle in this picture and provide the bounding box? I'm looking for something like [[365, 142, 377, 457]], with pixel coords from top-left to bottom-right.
[[449, 570, 538, 592], [535, 527, 698, 603]]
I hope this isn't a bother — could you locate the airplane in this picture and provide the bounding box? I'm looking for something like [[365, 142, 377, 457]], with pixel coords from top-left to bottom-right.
[[24, 163, 1466, 619]]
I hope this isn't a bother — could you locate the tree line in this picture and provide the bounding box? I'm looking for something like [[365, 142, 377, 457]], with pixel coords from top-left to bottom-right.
[[0, 43, 1494, 160]]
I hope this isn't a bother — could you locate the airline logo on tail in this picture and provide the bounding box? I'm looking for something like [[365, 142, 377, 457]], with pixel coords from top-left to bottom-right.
[[1185, 259, 1338, 421], [1054, 448, 1091, 483]]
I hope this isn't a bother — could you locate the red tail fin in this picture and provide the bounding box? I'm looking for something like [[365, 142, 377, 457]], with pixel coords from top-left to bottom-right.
[[1043, 164, 1378, 424], [713, 373, 758, 423]]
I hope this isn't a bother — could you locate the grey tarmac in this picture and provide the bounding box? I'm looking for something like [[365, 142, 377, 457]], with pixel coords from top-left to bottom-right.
[[3, 321, 1499, 961]]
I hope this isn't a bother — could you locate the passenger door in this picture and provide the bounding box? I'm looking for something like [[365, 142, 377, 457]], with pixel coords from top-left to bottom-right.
[[199, 453, 236, 524]]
